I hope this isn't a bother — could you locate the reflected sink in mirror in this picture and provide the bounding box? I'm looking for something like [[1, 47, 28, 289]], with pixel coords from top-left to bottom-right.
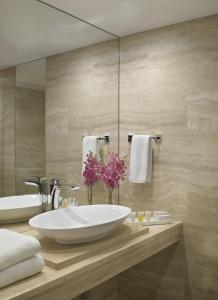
[[29, 205, 131, 244], [0, 194, 41, 224]]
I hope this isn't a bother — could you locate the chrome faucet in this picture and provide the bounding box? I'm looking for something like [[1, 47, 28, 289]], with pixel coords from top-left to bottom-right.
[[24, 177, 80, 211], [50, 179, 80, 210]]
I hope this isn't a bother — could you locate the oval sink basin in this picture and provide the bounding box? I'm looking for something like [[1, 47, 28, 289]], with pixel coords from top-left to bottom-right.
[[29, 205, 131, 244], [0, 194, 42, 224]]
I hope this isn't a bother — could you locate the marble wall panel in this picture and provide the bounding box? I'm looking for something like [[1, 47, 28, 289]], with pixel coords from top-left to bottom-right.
[[119, 14, 218, 300], [15, 87, 45, 195], [0, 72, 3, 196], [2, 68, 16, 196]]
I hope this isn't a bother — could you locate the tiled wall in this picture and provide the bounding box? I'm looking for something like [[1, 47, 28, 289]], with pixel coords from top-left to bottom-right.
[[0, 72, 3, 196], [0, 68, 16, 196], [15, 87, 45, 195], [119, 14, 218, 300]]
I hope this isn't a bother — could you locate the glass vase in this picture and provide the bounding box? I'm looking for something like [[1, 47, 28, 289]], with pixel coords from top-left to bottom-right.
[[108, 188, 114, 205], [87, 186, 93, 205]]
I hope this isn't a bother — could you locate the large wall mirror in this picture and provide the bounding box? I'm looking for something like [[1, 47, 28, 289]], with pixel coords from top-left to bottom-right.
[[0, 0, 119, 205]]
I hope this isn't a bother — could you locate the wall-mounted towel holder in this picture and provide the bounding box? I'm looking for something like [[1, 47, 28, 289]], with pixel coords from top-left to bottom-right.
[[99, 135, 110, 143], [83, 135, 110, 143], [128, 134, 161, 143]]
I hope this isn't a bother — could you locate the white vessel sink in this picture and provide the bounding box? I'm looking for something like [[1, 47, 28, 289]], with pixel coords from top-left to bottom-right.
[[0, 194, 42, 224], [29, 205, 131, 244]]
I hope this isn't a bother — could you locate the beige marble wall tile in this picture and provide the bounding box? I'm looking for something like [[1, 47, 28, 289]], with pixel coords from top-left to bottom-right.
[[2, 67, 16, 196], [119, 14, 218, 300], [46, 39, 119, 205], [0, 72, 3, 196], [15, 87, 45, 194]]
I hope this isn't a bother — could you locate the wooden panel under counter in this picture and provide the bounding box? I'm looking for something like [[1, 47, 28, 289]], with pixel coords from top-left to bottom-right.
[[0, 221, 182, 300]]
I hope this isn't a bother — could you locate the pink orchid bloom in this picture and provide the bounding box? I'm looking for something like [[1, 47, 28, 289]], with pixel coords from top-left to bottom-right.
[[83, 151, 100, 187], [99, 153, 126, 189]]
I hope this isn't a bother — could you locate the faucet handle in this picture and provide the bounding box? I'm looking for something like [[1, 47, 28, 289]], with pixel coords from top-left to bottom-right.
[[50, 179, 80, 191]]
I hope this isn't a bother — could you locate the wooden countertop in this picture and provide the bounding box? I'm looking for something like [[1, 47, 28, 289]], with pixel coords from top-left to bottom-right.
[[0, 221, 182, 300]]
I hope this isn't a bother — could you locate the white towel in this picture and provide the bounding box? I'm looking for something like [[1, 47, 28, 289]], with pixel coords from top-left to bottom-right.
[[0, 254, 44, 288], [0, 229, 41, 272], [82, 136, 99, 173], [129, 135, 152, 183]]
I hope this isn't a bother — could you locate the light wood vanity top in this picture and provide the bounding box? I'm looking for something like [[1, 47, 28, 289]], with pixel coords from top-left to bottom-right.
[[0, 221, 182, 300]]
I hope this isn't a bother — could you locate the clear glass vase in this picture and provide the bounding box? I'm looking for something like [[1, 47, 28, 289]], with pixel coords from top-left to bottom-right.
[[87, 186, 93, 205], [108, 188, 114, 205]]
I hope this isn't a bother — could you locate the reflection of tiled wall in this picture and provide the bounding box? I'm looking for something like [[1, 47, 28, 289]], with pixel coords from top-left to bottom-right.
[[46, 39, 119, 204], [1, 68, 16, 196], [15, 87, 45, 195], [0, 73, 3, 196], [119, 14, 218, 300]]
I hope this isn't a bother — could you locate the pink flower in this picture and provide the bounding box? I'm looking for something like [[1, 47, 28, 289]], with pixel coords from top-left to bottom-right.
[[83, 151, 100, 187], [83, 151, 127, 204], [99, 153, 126, 189]]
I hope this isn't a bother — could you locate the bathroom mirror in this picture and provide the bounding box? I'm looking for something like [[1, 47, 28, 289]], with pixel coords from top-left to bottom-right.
[[0, 0, 119, 202]]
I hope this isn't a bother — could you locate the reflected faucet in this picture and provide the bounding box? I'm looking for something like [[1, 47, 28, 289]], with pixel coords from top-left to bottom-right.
[[24, 176, 47, 212], [24, 176, 45, 193]]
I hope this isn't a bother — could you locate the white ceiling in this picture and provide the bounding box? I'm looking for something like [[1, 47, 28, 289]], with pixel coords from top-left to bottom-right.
[[44, 0, 218, 37], [0, 0, 113, 70]]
